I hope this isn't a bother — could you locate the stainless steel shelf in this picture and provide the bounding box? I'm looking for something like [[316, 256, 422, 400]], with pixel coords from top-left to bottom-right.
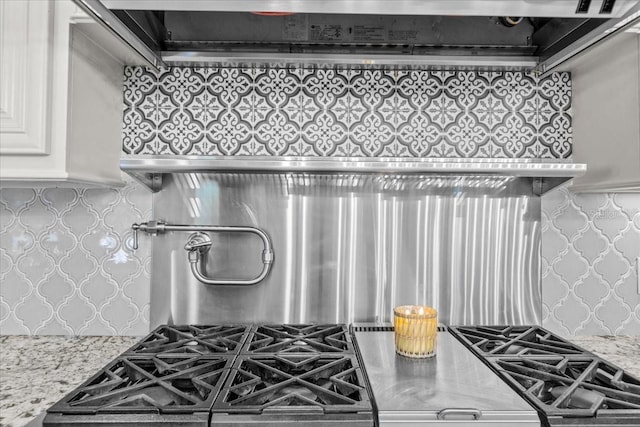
[[162, 51, 539, 69], [120, 156, 586, 194]]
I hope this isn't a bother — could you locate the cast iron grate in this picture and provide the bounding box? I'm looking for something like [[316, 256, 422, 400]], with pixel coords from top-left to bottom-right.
[[450, 325, 586, 357], [47, 355, 235, 415], [124, 324, 250, 356], [212, 353, 372, 414], [46, 324, 374, 425], [489, 356, 640, 418], [242, 324, 354, 354]]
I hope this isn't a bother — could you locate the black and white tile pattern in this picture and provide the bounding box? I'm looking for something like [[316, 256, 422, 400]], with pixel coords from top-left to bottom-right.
[[123, 67, 572, 158]]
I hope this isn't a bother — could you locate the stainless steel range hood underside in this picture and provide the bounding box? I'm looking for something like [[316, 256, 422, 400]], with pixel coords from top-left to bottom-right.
[[76, 0, 640, 72], [120, 156, 587, 195]]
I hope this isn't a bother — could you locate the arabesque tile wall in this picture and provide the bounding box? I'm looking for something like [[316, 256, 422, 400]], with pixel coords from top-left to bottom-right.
[[542, 188, 639, 336], [1, 66, 638, 335], [0, 181, 151, 335]]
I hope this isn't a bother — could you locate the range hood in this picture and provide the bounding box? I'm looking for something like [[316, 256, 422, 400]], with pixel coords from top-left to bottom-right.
[[120, 156, 587, 195], [76, 0, 640, 72]]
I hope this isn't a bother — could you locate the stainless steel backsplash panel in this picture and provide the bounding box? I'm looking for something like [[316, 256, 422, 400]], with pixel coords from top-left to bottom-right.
[[150, 172, 541, 327]]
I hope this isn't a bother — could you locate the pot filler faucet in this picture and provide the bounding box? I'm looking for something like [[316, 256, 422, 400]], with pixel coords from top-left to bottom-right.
[[131, 220, 274, 286]]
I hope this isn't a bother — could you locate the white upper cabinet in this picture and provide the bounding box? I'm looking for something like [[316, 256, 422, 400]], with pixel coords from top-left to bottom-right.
[[0, 0, 52, 156], [565, 27, 640, 192], [0, 0, 141, 187]]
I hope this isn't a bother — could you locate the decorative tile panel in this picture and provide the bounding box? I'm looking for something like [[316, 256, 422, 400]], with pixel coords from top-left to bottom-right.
[[542, 188, 640, 336], [123, 67, 572, 158], [0, 180, 152, 335]]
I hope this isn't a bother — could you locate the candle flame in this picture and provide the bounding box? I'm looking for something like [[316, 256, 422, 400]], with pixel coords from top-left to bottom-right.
[[393, 305, 438, 358]]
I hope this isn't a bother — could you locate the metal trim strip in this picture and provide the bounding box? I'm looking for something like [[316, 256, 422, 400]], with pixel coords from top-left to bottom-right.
[[120, 156, 587, 177], [538, 2, 640, 74], [72, 0, 165, 70], [101, 0, 638, 18], [161, 51, 539, 69]]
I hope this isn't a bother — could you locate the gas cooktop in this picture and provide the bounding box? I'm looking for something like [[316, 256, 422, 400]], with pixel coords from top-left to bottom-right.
[[449, 326, 640, 426], [44, 324, 373, 427], [42, 324, 640, 427]]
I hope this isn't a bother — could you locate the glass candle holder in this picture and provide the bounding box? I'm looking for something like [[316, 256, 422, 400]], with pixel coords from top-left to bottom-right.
[[393, 305, 438, 358]]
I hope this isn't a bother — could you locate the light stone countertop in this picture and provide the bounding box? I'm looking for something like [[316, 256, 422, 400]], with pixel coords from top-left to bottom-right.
[[1, 335, 639, 427], [0, 336, 139, 427]]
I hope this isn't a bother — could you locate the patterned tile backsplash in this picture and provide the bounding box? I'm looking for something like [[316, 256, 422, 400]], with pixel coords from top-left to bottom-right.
[[542, 188, 640, 336], [1, 66, 637, 336], [0, 181, 151, 335], [123, 67, 572, 158]]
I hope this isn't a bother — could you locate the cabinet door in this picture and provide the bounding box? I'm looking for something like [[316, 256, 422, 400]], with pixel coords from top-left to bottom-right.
[[0, 0, 129, 186], [0, 0, 52, 155]]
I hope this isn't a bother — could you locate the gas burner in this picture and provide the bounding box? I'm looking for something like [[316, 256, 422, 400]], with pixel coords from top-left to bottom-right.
[[213, 354, 371, 414], [45, 324, 375, 427], [450, 326, 640, 425], [125, 325, 250, 356], [243, 324, 353, 354], [450, 326, 585, 356], [490, 356, 640, 419], [47, 355, 234, 415]]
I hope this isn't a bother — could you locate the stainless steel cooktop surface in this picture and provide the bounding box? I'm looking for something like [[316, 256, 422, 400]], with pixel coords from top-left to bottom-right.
[[353, 329, 541, 426]]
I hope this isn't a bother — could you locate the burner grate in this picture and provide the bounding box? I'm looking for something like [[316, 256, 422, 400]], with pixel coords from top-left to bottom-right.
[[47, 355, 235, 415], [213, 354, 372, 414], [450, 326, 586, 356], [124, 325, 250, 356], [489, 356, 640, 417], [46, 324, 374, 426], [449, 325, 640, 424], [242, 324, 354, 354]]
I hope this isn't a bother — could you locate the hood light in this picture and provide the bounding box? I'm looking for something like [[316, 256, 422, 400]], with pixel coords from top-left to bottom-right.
[[251, 11, 296, 16]]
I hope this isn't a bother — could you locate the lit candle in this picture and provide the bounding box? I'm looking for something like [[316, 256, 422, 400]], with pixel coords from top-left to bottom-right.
[[393, 305, 437, 358]]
